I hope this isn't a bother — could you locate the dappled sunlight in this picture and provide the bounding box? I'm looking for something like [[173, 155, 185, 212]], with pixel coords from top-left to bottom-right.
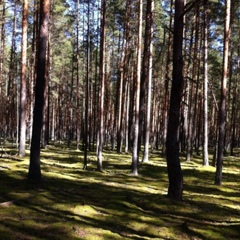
[[0, 144, 239, 239]]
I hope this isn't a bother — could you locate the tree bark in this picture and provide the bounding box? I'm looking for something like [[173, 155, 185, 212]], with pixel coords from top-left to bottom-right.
[[29, 0, 39, 148], [162, 0, 173, 157], [203, 0, 209, 166], [19, 0, 28, 156], [97, 0, 106, 172], [230, 46, 239, 156], [28, 0, 50, 182], [83, 0, 90, 169], [142, 0, 154, 163], [166, 0, 184, 201], [132, 0, 142, 176], [7, 3, 17, 142], [215, 0, 231, 186], [186, 2, 200, 162], [0, 2, 5, 139], [76, 0, 81, 151]]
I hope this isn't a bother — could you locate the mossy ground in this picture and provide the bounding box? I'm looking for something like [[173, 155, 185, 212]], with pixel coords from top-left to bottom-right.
[[0, 143, 239, 239]]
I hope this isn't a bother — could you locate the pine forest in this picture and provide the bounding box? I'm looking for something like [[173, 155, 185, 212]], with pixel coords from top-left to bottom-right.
[[0, 0, 239, 239]]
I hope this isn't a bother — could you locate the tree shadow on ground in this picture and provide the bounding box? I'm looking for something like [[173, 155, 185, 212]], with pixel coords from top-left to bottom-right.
[[0, 145, 239, 240]]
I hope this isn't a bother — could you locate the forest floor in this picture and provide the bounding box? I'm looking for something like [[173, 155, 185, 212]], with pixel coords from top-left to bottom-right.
[[0, 142, 239, 240]]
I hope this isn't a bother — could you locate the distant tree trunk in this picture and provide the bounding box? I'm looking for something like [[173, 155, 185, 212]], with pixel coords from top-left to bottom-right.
[[83, 0, 90, 169], [203, 0, 209, 166], [117, 0, 132, 153], [43, 33, 51, 147], [28, 0, 50, 182], [142, 0, 154, 163], [166, 0, 184, 201], [116, 61, 123, 152], [119, 64, 128, 153], [151, 79, 157, 150], [230, 46, 239, 156], [128, 68, 135, 150], [93, 24, 100, 152], [67, 54, 75, 147], [29, 0, 39, 148], [215, 0, 231, 186], [97, 0, 106, 171], [186, 2, 200, 162], [0, 2, 5, 138], [76, 0, 81, 151], [7, 3, 17, 142], [113, 32, 122, 151], [51, 100, 56, 141], [229, 1, 237, 156], [19, 0, 28, 156], [162, 0, 173, 157], [125, 81, 130, 153], [132, 0, 142, 176]]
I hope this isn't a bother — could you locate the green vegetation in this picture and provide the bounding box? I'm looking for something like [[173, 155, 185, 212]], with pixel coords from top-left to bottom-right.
[[0, 143, 239, 240]]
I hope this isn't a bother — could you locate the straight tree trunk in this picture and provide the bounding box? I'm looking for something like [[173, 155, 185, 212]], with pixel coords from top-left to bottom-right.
[[162, 0, 173, 157], [229, 1, 237, 156], [7, 3, 17, 142], [19, 0, 28, 156], [132, 0, 142, 176], [230, 46, 239, 155], [44, 30, 51, 146], [142, 0, 154, 163], [125, 81, 130, 153], [83, 0, 90, 169], [0, 2, 5, 138], [29, 0, 39, 148], [186, 2, 200, 162], [203, 0, 209, 166], [93, 17, 100, 152], [76, 0, 81, 151], [215, 0, 231, 186], [97, 0, 106, 172], [28, 0, 50, 182], [166, 0, 184, 201], [117, 0, 132, 153]]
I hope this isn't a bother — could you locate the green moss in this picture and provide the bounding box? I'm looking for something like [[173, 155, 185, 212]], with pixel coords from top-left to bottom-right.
[[0, 143, 239, 239]]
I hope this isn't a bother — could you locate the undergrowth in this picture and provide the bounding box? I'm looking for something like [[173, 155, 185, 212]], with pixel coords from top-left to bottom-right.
[[0, 143, 239, 239]]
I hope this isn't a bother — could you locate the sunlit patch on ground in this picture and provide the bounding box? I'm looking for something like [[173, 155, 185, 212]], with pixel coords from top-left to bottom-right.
[[0, 143, 239, 239]]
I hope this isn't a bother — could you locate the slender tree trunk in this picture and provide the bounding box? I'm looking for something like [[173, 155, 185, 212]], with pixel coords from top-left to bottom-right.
[[162, 0, 173, 157], [28, 0, 50, 182], [68, 54, 75, 147], [97, 0, 106, 172], [230, 46, 239, 155], [186, 2, 200, 162], [19, 0, 28, 156], [93, 50, 98, 152], [166, 0, 184, 201], [203, 0, 209, 166], [76, 0, 81, 151], [142, 0, 154, 163], [215, 0, 231, 186], [83, 0, 90, 169], [229, 1, 237, 156], [117, 1, 132, 153], [125, 81, 130, 153], [51, 100, 55, 141], [132, 0, 142, 176], [7, 3, 17, 142], [44, 28, 52, 146], [116, 64, 123, 152], [29, 0, 38, 148], [151, 79, 157, 151], [0, 2, 5, 139]]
